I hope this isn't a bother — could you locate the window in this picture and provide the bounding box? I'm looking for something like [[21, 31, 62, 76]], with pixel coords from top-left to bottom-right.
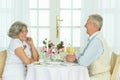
[[60, 0, 81, 47], [29, 0, 50, 47], [0, 0, 15, 49], [29, 0, 81, 48]]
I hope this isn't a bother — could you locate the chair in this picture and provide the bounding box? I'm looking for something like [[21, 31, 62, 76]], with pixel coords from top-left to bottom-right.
[[0, 50, 7, 80], [110, 52, 120, 80]]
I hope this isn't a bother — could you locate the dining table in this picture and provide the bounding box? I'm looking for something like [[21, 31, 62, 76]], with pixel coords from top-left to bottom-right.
[[26, 62, 90, 80]]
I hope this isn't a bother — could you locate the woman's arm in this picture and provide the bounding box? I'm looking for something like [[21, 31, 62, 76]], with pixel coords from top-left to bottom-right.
[[30, 44, 39, 61], [27, 37, 39, 61], [15, 47, 34, 64]]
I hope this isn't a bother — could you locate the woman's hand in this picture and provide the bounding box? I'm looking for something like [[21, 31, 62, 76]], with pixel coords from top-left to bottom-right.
[[66, 54, 76, 62], [26, 37, 34, 46]]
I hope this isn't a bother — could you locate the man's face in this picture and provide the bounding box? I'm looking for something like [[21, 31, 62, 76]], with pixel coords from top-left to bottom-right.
[[85, 18, 94, 35]]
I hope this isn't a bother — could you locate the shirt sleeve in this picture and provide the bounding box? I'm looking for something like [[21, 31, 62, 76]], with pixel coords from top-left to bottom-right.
[[77, 38, 104, 67], [10, 39, 23, 52]]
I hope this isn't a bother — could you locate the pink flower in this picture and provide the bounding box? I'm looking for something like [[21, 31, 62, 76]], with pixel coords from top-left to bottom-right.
[[48, 40, 52, 44], [41, 46, 47, 52], [48, 48, 52, 55], [59, 49, 63, 52], [51, 45, 56, 49], [47, 46, 58, 55], [51, 46, 58, 54]]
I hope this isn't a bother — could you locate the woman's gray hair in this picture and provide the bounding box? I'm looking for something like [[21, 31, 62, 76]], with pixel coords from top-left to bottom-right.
[[89, 14, 103, 31], [8, 21, 28, 38]]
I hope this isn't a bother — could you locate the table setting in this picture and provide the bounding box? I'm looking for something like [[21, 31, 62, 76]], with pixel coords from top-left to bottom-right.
[[26, 61, 90, 80], [26, 39, 90, 80]]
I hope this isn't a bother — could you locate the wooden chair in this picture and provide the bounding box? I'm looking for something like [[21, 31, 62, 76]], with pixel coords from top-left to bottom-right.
[[110, 52, 120, 80], [0, 50, 7, 80]]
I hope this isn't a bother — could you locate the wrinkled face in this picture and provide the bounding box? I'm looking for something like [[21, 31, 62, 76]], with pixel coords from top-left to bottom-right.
[[18, 26, 28, 41], [85, 18, 94, 35]]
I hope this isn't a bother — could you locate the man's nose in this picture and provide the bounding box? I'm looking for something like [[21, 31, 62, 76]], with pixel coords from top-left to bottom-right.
[[84, 24, 86, 28]]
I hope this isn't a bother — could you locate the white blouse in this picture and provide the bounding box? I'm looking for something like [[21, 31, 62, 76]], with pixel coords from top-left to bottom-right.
[[6, 39, 31, 64], [2, 38, 31, 80]]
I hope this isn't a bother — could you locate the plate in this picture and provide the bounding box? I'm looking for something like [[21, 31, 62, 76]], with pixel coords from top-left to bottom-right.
[[62, 62, 79, 66], [48, 61, 63, 65], [34, 61, 40, 65]]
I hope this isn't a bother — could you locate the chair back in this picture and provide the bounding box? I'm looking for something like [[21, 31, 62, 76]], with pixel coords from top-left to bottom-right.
[[0, 50, 7, 78], [110, 52, 120, 80]]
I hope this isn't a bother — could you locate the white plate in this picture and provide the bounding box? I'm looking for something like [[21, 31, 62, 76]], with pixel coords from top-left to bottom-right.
[[48, 61, 63, 65], [62, 62, 79, 66]]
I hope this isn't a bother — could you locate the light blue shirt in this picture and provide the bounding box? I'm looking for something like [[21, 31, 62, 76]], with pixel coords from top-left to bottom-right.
[[77, 31, 104, 67]]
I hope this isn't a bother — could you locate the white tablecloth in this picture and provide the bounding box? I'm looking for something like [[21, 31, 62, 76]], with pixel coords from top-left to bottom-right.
[[26, 63, 90, 80]]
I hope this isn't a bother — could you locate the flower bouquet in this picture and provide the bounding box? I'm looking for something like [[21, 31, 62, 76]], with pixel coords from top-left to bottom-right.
[[41, 38, 65, 62]]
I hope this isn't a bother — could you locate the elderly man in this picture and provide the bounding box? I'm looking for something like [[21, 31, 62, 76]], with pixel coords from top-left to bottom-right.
[[66, 14, 111, 80]]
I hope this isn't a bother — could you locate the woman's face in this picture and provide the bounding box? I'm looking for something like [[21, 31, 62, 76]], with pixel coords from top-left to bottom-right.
[[18, 26, 28, 41]]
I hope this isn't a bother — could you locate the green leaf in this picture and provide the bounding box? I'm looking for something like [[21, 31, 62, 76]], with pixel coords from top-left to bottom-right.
[[43, 40, 46, 44]]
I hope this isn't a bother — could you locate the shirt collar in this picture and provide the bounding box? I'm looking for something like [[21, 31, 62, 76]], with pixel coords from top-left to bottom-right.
[[88, 31, 100, 41]]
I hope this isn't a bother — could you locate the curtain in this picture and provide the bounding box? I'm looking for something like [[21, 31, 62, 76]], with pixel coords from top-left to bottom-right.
[[0, 0, 29, 50], [80, 0, 120, 53], [0, 0, 120, 53]]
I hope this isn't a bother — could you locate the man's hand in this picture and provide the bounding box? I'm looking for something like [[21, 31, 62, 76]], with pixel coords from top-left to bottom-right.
[[66, 54, 76, 62]]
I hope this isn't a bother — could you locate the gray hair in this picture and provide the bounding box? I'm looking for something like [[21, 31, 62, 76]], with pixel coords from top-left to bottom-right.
[[89, 14, 103, 30], [8, 21, 28, 38]]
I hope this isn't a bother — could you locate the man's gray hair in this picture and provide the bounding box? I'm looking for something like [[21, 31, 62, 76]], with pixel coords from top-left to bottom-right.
[[8, 21, 28, 38], [89, 14, 103, 30]]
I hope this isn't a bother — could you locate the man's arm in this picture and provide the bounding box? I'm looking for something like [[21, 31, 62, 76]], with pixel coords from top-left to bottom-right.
[[77, 39, 103, 67]]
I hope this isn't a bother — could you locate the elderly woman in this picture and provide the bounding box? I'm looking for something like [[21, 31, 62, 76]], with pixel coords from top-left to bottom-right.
[[2, 21, 39, 80]]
